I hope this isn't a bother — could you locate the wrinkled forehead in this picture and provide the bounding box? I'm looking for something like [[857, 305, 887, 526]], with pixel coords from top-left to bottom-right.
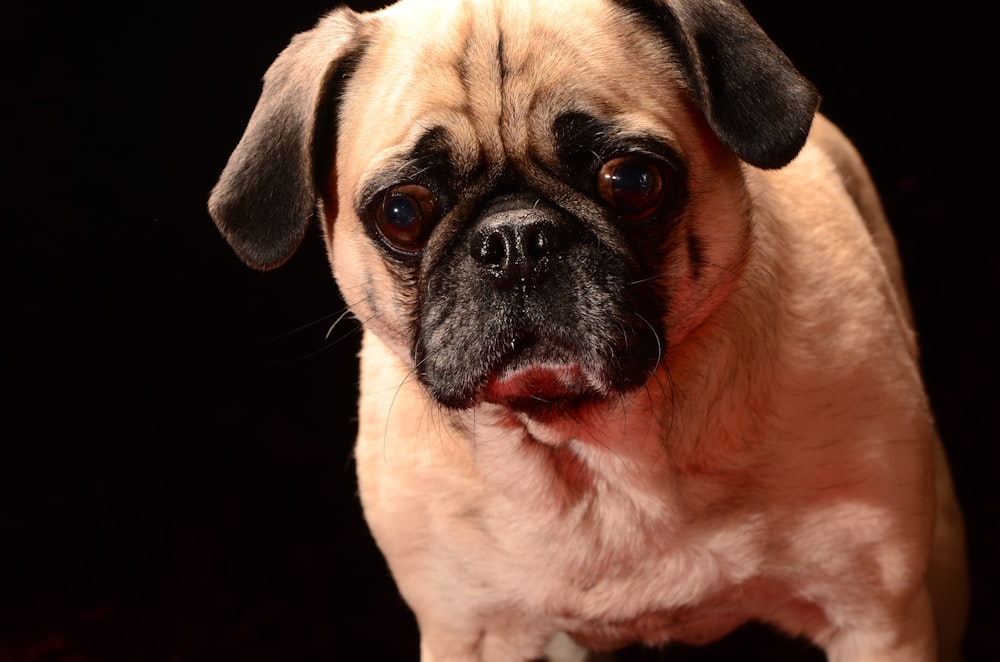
[[338, 0, 693, 181]]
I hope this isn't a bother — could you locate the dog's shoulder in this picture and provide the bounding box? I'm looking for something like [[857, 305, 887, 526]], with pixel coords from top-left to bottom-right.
[[807, 114, 881, 220], [805, 113, 914, 323]]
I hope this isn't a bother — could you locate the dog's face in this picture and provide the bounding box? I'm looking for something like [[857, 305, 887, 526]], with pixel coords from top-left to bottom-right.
[[210, 0, 818, 422]]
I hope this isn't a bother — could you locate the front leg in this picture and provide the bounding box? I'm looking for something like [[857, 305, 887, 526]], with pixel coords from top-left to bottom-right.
[[418, 623, 599, 662], [542, 633, 610, 662], [824, 586, 937, 662], [415, 613, 560, 662]]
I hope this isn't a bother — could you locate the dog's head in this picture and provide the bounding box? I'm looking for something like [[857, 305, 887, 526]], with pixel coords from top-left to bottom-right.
[[209, 0, 818, 420]]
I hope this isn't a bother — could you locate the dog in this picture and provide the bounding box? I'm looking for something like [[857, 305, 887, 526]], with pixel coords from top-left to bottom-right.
[[208, 0, 969, 659]]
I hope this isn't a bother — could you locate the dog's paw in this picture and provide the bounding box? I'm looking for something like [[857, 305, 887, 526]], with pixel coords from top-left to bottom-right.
[[541, 633, 611, 662]]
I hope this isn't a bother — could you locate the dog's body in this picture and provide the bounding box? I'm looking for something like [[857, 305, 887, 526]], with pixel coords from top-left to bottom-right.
[[209, 0, 968, 659]]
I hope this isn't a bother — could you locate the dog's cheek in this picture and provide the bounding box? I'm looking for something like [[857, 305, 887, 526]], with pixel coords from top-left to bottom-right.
[[414, 261, 500, 407], [661, 147, 754, 347], [325, 213, 415, 359]]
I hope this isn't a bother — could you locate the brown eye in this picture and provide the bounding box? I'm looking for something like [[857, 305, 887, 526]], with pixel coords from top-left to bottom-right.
[[597, 155, 671, 221], [369, 184, 438, 251]]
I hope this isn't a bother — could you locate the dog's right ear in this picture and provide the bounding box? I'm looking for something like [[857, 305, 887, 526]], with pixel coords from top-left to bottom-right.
[[208, 9, 365, 270]]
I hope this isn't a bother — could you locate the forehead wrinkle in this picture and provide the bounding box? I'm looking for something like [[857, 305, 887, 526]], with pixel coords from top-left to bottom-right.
[[497, 2, 689, 132], [452, 7, 506, 167], [352, 0, 692, 197], [491, 4, 627, 164]]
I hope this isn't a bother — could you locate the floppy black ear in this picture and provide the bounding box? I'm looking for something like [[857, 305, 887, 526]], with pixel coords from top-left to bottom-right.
[[622, 0, 820, 169], [208, 9, 364, 270]]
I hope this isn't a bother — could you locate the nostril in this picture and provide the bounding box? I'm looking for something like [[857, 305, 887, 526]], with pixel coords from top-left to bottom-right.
[[522, 223, 563, 261], [470, 216, 572, 287], [472, 229, 510, 267]]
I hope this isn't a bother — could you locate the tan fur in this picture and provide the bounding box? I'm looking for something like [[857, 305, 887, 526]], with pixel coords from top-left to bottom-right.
[[210, 0, 968, 659], [352, 121, 967, 660]]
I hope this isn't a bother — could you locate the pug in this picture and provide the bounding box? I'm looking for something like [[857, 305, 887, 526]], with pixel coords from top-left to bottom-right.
[[208, 0, 969, 659]]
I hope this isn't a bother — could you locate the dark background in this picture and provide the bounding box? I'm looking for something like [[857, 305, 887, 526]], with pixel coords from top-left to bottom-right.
[[5, 1, 997, 660]]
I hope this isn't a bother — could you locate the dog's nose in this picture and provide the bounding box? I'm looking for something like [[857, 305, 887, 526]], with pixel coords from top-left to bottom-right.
[[470, 217, 569, 289]]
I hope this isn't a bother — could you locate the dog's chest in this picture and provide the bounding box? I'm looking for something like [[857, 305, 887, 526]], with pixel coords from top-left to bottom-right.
[[562, 576, 826, 650], [482, 483, 810, 647], [474, 463, 830, 648]]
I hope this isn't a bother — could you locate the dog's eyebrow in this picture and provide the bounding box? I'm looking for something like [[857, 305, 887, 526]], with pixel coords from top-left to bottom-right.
[[395, 127, 456, 177], [552, 111, 617, 162], [358, 127, 465, 210], [549, 110, 687, 187], [411, 127, 455, 164]]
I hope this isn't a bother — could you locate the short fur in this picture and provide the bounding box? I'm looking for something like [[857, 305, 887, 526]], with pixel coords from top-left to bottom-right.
[[209, 0, 969, 660]]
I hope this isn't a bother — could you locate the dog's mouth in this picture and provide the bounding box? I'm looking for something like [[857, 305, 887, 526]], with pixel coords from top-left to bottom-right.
[[481, 360, 605, 420], [418, 315, 663, 415]]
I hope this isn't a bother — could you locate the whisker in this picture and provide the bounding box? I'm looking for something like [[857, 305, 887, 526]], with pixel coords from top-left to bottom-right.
[[268, 308, 370, 364], [628, 272, 669, 287], [696, 258, 744, 279], [324, 307, 359, 341], [273, 325, 365, 363], [326, 319, 367, 347], [634, 312, 663, 371], [384, 353, 432, 460], [652, 362, 677, 465], [628, 255, 747, 288], [266, 308, 350, 341]]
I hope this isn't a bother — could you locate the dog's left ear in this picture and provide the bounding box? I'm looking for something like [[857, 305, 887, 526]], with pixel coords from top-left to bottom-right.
[[625, 0, 820, 169], [208, 9, 364, 270]]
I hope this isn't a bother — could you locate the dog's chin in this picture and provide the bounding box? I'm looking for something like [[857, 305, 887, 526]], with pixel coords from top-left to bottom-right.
[[481, 363, 606, 423]]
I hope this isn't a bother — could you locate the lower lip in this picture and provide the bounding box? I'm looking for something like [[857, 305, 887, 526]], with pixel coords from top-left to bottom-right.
[[482, 364, 598, 415]]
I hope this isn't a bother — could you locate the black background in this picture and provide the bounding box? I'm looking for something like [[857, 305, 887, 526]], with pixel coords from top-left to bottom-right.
[[5, 1, 997, 660]]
